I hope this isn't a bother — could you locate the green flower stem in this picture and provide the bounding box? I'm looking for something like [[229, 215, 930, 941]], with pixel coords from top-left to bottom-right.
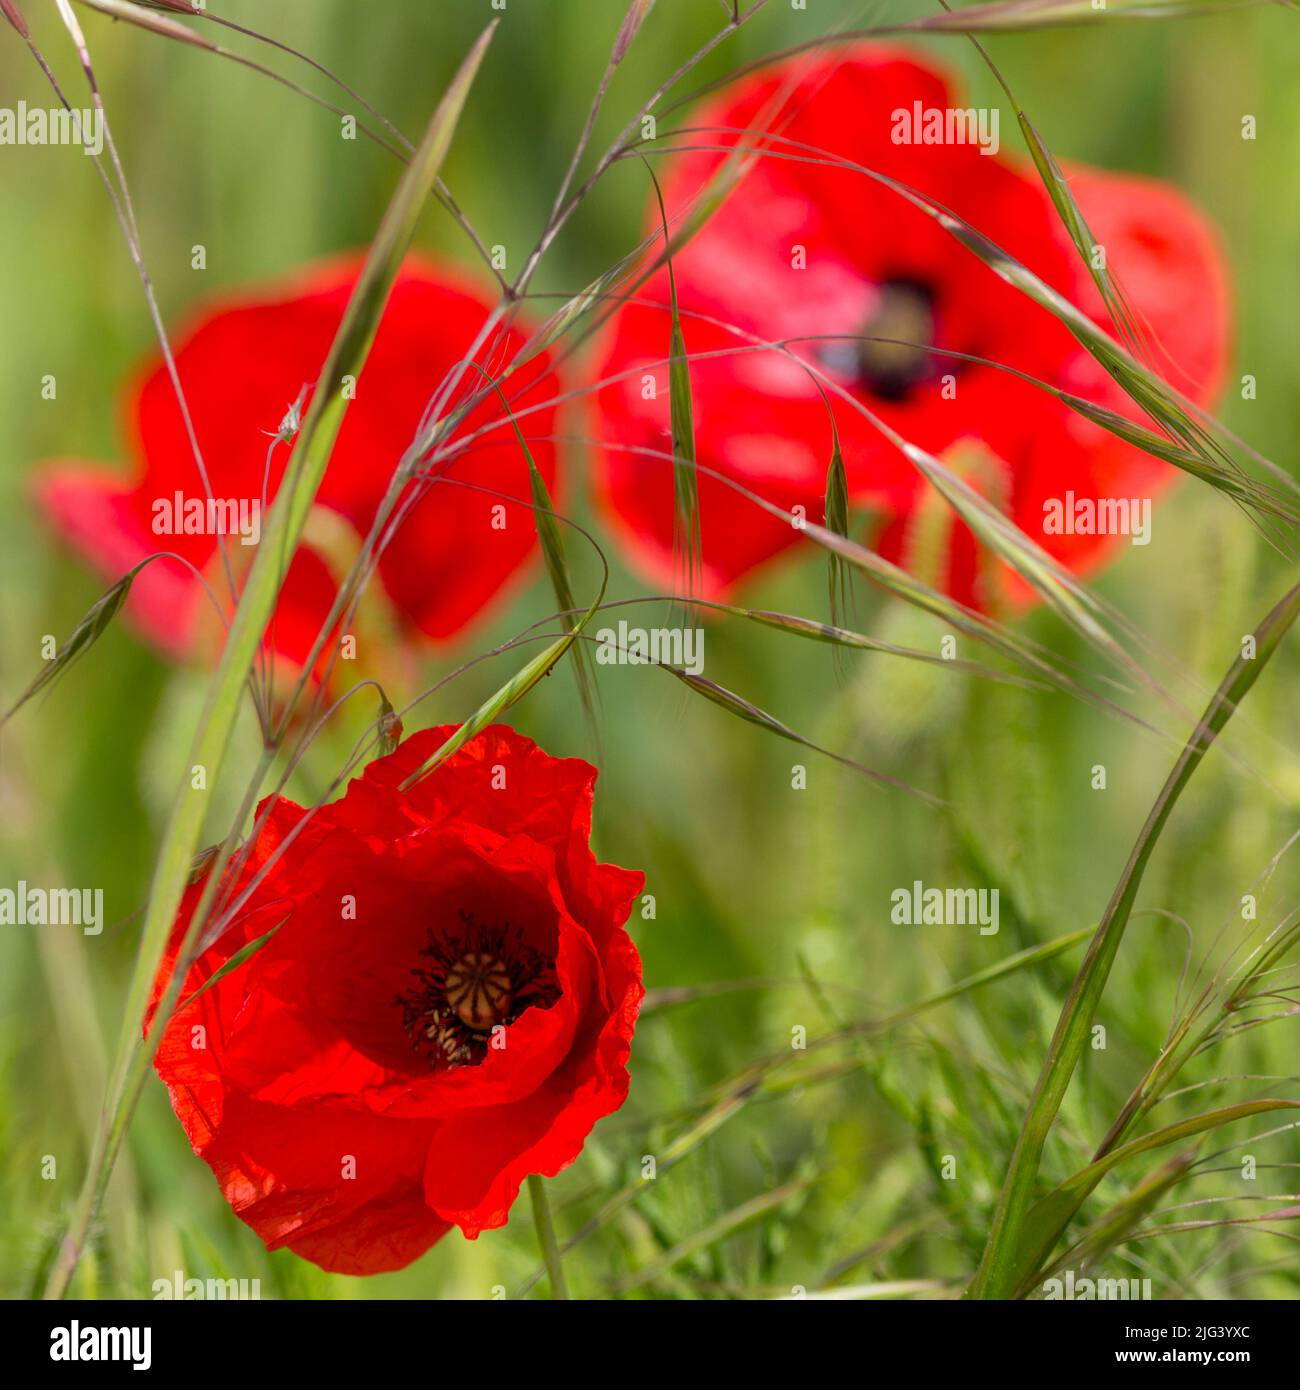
[[528, 1174, 570, 1300]]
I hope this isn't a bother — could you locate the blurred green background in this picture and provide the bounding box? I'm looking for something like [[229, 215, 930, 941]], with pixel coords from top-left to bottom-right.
[[1, 0, 1298, 1299]]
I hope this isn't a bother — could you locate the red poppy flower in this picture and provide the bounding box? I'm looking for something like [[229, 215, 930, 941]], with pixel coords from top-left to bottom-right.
[[593, 44, 1229, 609], [35, 254, 559, 670], [146, 723, 643, 1275]]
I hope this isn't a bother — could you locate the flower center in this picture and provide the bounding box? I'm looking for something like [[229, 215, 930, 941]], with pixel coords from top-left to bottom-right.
[[445, 952, 513, 1032], [822, 278, 938, 402], [397, 911, 559, 1071]]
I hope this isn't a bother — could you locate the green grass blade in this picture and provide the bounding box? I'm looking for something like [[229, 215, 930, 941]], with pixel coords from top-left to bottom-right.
[[3, 562, 138, 722], [689, 599, 1044, 690], [681, 458, 1152, 724], [1095, 919, 1300, 1165], [491, 377, 599, 728], [957, 28, 1147, 361], [969, 579, 1300, 1299], [610, 1175, 816, 1294], [661, 664, 942, 806], [1036, 1150, 1196, 1290], [398, 631, 587, 791], [1013, 1101, 1299, 1293], [41, 21, 497, 1299], [175, 919, 285, 1014], [1016, 110, 1145, 360], [645, 164, 701, 600], [902, 0, 1260, 33], [823, 415, 854, 634]]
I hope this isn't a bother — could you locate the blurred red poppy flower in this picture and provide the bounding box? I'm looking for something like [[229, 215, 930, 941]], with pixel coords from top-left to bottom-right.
[[593, 44, 1229, 609], [35, 254, 559, 670], [148, 723, 643, 1275]]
